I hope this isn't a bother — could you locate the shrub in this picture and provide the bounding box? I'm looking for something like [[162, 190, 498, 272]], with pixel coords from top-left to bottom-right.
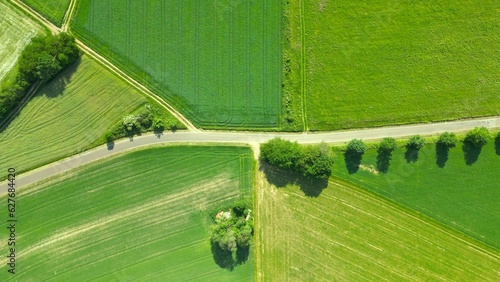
[[379, 137, 397, 152], [260, 138, 302, 170], [407, 135, 426, 149], [346, 139, 366, 155], [437, 132, 458, 148], [464, 127, 490, 147]]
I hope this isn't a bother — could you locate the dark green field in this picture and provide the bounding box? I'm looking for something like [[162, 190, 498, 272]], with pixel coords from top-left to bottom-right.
[[296, 0, 500, 130], [0, 146, 254, 281], [72, 0, 282, 129], [22, 0, 71, 26], [333, 141, 500, 249]]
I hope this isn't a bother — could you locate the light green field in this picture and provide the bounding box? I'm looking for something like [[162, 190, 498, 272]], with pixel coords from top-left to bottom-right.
[[0, 55, 152, 176], [0, 146, 254, 281], [72, 0, 282, 129], [0, 0, 45, 82], [22, 0, 71, 26], [297, 0, 500, 130], [255, 169, 499, 281], [333, 141, 500, 249]]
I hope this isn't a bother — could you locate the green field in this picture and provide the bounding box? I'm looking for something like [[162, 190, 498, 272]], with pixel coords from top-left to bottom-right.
[[0, 146, 254, 281], [332, 141, 500, 249], [256, 169, 499, 280], [296, 0, 500, 130], [72, 0, 282, 129], [0, 0, 45, 82], [0, 55, 160, 176], [22, 0, 71, 26]]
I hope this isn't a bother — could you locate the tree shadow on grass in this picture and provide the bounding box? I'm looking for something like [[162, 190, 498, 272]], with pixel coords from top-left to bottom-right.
[[462, 142, 482, 165], [40, 57, 81, 98], [376, 149, 393, 173], [211, 243, 249, 271], [259, 161, 328, 197], [404, 148, 419, 163], [211, 242, 234, 271], [435, 144, 449, 168], [235, 246, 250, 265], [344, 151, 362, 174]]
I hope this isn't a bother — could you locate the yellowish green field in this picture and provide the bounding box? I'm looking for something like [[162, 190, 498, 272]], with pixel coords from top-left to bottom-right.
[[0, 55, 154, 175], [0, 146, 254, 281], [0, 0, 45, 82], [255, 169, 499, 281], [294, 0, 500, 130]]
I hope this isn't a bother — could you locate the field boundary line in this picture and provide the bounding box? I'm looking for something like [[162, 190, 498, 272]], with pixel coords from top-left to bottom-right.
[[329, 178, 500, 259], [299, 0, 308, 131]]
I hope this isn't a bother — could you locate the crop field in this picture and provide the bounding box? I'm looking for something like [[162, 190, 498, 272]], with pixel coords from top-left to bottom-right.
[[0, 0, 45, 82], [332, 142, 500, 249], [22, 0, 71, 26], [255, 169, 500, 281], [72, 0, 282, 129], [298, 0, 500, 130], [0, 146, 254, 281], [0, 55, 153, 176]]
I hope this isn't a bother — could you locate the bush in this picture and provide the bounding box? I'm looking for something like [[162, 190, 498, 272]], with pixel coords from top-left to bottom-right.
[[437, 132, 458, 148], [379, 137, 397, 152], [297, 143, 334, 179], [260, 138, 302, 170], [407, 135, 426, 149], [346, 139, 366, 155], [464, 127, 490, 148]]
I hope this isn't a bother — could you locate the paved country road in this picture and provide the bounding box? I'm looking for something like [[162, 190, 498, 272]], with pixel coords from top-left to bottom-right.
[[1, 116, 499, 194]]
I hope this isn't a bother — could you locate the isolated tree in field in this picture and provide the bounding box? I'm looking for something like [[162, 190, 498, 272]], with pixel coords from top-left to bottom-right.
[[379, 137, 397, 152], [407, 135, 426, 149], [437, 132, 458, 148], [260, 138, 301, 170], [464, 127, 490, 148], [346, 139, 366, 155]]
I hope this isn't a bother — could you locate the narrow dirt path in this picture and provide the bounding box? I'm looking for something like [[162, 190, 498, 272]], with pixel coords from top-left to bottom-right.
[[61, 0, 76, 32]]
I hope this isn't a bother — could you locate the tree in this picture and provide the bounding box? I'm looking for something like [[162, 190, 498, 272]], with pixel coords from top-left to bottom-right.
[[297, 143, 334, 179], [346, 139, 366, 155], [407, 135, 426, 149], [260, 138, 301, 170], [464, 127, 490, 148], [379, 137, 397, 152], [437, 132, 458, 148]]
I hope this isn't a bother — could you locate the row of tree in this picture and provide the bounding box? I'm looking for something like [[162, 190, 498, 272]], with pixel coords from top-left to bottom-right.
[[260, 138, 335, 179], [0, 33, 80, 120]]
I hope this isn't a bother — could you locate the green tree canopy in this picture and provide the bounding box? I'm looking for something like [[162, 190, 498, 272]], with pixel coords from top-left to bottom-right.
[[464, 127, 490, 148]]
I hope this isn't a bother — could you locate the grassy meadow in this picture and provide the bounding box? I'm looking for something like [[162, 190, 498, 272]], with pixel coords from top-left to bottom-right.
[[0, 146, 254, 281], [332, 141, 500, 249], [0, 0, 45, 82], [72, 0, 282, 129], [21, 0, 71, 26], [298, 0, 500, 130], [0, 55, 176, 176], [255, 168, 500, 280]]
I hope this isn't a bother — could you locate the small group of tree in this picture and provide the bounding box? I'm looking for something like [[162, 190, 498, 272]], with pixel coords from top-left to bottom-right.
[[0, 33, 80, 120], [210, 201, 253, 266], [260, 138, 334, 179], [105, 104, 182, 142]]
